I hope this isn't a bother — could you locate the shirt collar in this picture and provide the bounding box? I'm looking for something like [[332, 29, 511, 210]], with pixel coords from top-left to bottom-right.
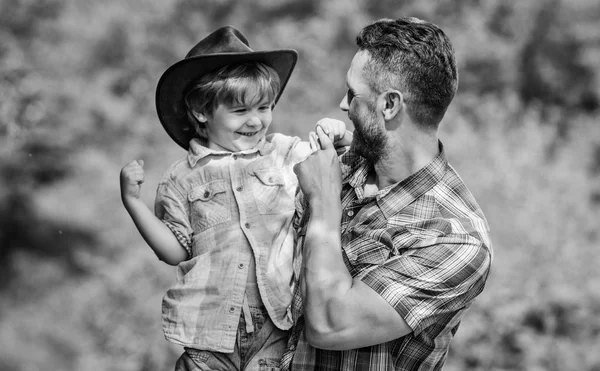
[[348, 141, 448, 218], [187, 137, 275, 167]]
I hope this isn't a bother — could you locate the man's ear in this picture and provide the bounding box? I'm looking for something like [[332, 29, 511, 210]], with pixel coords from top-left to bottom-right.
[[381, 90, 403, 121]]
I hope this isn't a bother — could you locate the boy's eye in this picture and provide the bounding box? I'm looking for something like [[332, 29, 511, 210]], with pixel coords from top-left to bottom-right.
[[233, 108, 247, 114], [259, 105, 271, 111]]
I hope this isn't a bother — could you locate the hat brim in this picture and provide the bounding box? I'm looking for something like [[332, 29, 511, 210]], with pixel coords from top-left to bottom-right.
[[155, 50, 298, 150]]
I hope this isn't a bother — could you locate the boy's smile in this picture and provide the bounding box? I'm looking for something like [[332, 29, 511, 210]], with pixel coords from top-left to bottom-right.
[[236, 131, 260, 136]]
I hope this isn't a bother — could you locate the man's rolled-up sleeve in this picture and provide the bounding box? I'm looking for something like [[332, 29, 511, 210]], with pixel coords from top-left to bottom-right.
[[360, 236, 492, 335]]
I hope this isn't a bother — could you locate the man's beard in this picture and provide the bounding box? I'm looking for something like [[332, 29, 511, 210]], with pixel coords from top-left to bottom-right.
[[349, 104, 388, 164]]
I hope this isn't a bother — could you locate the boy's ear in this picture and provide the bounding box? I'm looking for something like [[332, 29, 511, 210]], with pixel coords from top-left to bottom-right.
[[192, 110, 208, 123]]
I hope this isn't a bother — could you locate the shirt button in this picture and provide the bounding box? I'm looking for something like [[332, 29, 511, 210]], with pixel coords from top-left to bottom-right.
[[204, 191, 210, 198], [290, 344, 296, 351], [347, 210, 354, 216], [236, 186, 243, 192], [238, 263, 244, 269], [229, 307, 235, 313], [232, 155, 238, 160], [245, 222, 251, 229]]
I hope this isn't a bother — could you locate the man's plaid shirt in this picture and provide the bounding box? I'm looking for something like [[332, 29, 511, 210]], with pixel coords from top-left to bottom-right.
[[281, 142, 492, 371]]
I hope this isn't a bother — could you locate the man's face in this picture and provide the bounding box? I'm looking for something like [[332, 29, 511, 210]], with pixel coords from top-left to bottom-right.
[[340, 51, 388, 163]]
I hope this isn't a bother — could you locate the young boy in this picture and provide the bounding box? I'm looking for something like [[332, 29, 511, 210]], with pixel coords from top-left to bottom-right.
[[119, 26, 350, 370]]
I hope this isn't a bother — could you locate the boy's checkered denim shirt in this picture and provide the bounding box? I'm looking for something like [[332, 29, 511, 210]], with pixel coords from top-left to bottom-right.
[[155, 134, 312, 353]]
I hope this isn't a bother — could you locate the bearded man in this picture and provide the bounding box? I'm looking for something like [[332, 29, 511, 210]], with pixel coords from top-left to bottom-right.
[[284, 17, 493, 371]]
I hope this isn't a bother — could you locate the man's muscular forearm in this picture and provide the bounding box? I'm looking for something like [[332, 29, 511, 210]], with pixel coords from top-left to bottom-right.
[[301, 199, 349, 344], [295, 127, 354, 347], [295, 128, 412, 351]]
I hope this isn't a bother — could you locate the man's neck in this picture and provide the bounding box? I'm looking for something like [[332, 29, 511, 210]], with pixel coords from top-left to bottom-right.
[[372, 128, 439, 190]]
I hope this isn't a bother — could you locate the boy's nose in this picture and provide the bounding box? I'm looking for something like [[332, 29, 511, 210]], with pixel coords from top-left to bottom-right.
[[246, 115, 262, 127]]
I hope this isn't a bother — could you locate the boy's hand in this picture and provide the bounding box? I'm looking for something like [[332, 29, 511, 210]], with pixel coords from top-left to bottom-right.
[[315, 118, 353, 148], [120, 160, 145, 202]]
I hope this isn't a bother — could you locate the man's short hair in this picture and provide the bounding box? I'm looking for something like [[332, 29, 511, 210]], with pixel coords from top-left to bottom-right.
[[357, 17, 458, 128], [184, 62, 281, 137]]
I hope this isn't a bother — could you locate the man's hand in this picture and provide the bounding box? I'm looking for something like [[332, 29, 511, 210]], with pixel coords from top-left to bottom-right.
[[315, 118, 353, 148], [120, 160, 145, 204], [294, 126, 343, 207]]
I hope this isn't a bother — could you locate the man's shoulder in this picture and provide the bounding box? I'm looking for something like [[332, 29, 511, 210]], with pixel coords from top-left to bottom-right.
[[437, 163, 486, 215], [430, 164, 492, 249]]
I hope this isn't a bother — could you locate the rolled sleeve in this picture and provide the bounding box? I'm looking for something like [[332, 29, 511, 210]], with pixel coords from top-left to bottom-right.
[[154, 181, 193, 258], [361, 238, 492, 335]]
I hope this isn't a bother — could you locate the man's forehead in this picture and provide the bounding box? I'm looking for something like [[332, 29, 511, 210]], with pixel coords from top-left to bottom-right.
[[347, 50, 371, 89]]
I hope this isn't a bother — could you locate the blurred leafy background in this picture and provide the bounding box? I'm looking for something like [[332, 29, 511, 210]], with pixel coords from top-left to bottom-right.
[[1, 0, 600, 370]]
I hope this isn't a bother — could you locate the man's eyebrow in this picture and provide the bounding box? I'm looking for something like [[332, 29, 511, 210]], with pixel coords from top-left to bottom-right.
[[346, 82, 356, 94], [345, 74, 354, 89]]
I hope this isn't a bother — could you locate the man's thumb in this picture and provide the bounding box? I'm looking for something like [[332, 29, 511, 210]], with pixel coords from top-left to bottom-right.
[[137, 159, 144, 167]]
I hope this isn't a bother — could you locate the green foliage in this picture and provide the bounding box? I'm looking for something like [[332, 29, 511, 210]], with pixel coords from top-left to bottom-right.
[[0, 0, 64, 39], [1, 0, 599, 370]]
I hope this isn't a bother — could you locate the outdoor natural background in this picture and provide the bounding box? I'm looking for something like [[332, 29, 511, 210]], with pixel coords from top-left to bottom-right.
[[1, 0, 600, 370]]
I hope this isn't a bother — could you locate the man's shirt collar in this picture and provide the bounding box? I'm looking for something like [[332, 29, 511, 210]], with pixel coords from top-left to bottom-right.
[[345, 141, 448, 218]]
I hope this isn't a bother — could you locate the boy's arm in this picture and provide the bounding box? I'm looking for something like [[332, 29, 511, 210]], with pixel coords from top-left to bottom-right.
[[120, 160, 188, 265]]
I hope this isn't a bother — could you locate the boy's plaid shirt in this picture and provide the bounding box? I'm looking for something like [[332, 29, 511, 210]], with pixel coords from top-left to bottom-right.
[[281, 142, 492, 371]]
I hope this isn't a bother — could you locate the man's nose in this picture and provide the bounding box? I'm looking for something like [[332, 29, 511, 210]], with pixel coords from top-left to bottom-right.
[[340, 95, 349, 112]]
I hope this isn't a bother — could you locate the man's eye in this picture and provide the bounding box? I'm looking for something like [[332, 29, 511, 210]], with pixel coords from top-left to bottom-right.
[[347, 89, 355, 105]]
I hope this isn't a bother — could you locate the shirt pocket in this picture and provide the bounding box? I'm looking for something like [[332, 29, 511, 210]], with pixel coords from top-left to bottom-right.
[[250, 168, 294, 215], [188, 180, 231, 233], [343, 233, 391, 267]]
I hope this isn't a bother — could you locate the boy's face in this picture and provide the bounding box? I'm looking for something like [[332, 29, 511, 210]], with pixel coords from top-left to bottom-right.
[[203, 100, 273, 152]]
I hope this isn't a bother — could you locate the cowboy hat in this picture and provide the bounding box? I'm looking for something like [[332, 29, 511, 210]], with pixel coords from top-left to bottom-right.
[[155, 25, 298, 150]]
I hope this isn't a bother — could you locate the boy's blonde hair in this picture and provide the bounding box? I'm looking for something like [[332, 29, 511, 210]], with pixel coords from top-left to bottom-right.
[[184, 62, 281, 138]]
